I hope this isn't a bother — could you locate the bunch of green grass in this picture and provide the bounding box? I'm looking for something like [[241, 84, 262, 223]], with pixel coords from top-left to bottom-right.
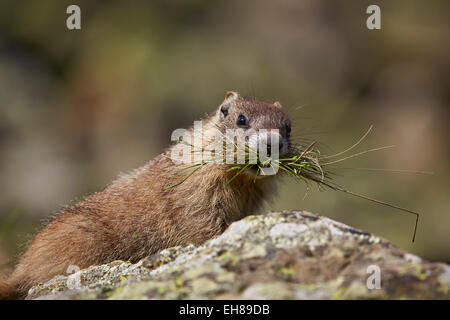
[[165, 126, 423, 242], [165, 137, 329, 189]]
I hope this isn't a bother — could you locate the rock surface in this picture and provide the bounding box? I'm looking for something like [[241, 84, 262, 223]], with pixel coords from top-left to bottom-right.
[[27, 211, 450, 300]]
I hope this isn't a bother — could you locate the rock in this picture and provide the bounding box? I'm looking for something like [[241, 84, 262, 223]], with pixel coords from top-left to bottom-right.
[[27, 211, 450, 300]]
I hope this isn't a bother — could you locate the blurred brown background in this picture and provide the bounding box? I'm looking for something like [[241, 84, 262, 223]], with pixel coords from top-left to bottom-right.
[[0, 0, 449, 268]]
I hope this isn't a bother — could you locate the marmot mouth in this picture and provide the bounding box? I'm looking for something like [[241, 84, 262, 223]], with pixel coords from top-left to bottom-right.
[[252, 162, 272, 169], [247, 162, 276, 176]]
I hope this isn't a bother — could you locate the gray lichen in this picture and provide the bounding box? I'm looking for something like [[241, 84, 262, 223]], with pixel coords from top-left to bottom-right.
[[27, 210, 450, 300]]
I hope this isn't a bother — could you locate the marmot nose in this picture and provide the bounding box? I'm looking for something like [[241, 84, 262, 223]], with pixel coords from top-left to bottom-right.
[[266, 141, 284, 157]]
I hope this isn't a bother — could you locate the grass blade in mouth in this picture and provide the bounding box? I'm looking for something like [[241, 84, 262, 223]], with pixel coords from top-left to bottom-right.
[[165, 137, 421, 242], [225, 163, 252, 186], [164, 162, 205, 190]]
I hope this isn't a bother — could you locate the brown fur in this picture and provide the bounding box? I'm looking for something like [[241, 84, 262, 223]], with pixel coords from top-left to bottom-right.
[[0, 92, 291, 299]]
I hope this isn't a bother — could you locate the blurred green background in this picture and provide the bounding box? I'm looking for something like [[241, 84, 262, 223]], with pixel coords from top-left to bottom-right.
[[0, 0, 449, 269]]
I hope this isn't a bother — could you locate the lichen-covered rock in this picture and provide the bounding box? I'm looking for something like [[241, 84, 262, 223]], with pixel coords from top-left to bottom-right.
[[27, 211, 450, 300]]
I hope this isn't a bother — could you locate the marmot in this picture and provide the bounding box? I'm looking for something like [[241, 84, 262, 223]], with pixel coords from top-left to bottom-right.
[[0, 91, 292, 299]]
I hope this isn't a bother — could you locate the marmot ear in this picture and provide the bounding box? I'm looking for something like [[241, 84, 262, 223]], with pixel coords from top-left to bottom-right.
[[219, 91, 239, 120], [273, 101, 282, 108]]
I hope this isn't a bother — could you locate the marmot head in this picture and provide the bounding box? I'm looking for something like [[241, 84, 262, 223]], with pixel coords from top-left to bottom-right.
[[170, 91, 293, 178], [214, 91, 292, 158]]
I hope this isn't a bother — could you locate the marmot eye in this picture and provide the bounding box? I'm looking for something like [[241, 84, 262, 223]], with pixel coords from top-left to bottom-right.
[[237, 115, 247, 126], [286, 124, 291, 136]]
